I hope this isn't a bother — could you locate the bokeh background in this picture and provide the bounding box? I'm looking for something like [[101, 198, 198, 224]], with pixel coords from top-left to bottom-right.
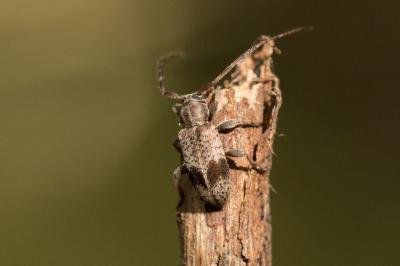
[[1, 0, 399, 265]]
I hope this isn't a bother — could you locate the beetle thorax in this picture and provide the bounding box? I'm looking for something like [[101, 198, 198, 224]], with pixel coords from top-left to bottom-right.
[[180, 100, 209, 127]]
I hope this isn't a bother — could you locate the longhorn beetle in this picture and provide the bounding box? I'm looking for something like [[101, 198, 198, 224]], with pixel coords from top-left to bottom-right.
[[157, 27, 311, 208]]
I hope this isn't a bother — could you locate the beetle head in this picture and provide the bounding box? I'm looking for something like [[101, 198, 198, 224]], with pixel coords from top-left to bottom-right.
[[176, 94, 209, 128]]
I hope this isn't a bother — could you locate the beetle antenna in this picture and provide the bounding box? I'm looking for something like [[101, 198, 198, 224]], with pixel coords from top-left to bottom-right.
[[272, 26, 314, 40], [209, 38, 268, 87], [209, 26, 313, 87], [157, 51, 186, 101]]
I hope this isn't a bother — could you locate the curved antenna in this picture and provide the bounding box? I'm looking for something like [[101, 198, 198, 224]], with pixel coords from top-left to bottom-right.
[[157, 51, 186, 101], [209, 26, 313, 88]]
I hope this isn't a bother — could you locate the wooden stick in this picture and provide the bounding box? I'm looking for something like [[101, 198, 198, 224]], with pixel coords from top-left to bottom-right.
[[176, 41, 281, 266]]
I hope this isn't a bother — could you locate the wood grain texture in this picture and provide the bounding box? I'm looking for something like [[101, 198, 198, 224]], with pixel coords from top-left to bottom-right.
[[177, 43, 280, 266]]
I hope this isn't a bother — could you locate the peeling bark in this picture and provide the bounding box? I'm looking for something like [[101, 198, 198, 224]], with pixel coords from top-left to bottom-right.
[[177, 43, 280, 266]]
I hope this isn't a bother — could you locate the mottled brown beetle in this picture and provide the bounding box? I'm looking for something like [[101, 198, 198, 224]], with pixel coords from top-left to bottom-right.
[[157, 27, 310, 208]]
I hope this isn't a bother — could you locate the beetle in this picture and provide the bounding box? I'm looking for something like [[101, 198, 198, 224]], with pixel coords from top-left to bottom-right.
[[157, 53, 266, 208], [157, 27, 310, 208]]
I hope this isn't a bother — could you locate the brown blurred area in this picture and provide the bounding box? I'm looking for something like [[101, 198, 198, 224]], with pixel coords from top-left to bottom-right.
[[1, 0, 399, 265]]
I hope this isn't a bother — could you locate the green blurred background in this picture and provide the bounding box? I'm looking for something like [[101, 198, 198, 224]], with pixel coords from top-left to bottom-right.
[[1, 0, 399, 265]]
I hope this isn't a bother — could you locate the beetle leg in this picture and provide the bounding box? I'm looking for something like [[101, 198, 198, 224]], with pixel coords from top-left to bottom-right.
[[216, 119, 262, 133], [208, 101, 218, 121], [225, 149, 268, 173], [173, 164, 187, 188], [173, 137, 182, 153]]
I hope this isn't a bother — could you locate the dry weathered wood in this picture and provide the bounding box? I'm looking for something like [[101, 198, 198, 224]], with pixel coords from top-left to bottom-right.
[[176, 41, 280, 266]]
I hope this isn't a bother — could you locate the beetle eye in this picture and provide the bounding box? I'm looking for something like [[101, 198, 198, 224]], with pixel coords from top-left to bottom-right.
[[172, 104, 181, 114], [192, 94, 205, 101]]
